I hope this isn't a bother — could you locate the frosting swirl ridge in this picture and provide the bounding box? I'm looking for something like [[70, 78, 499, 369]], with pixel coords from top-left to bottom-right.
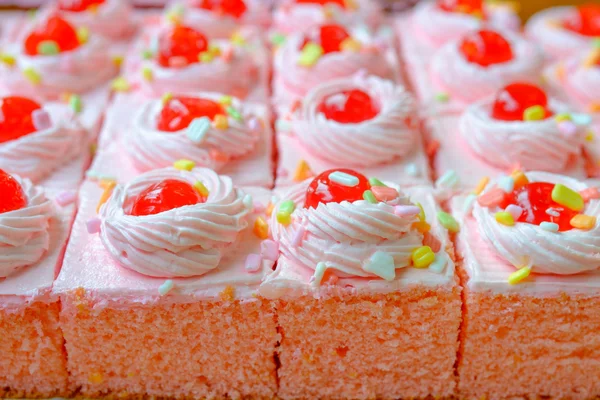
[[52, 0, 134, 39]]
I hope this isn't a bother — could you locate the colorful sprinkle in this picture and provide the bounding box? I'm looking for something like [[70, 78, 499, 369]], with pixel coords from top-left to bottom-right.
[[142, 66, 153, 81], [173, 159, 195, 171], [186, 117, 211, 144], [312, 262, 327, 286], [76, 26, 89, 44], [412, 220, 431, 233], [55, 191, 76, 207], [411, 246, 435, 269], [368, 177, 386, 187], [437, 211, 459, 233], [161, 92, 173, 104], [96, 181, 116, 213], [271, 33, 286, 47], [498, 176, 515, 193], [213, 114, 229, 130], [570, 214, 596, 230], [571, 113, 592, 126], [478, 188, 507, 208], [245, 254, 262, 273], [363, 251, 396, 281], [363, 190, 377, 204], [199, 51, 215, 63], [429, 251, 447, 273], [423, 231, 442, 253], [508, 266, 531, 285], [141, 49, 153, 60], [23, 67, 41, 85], [340, 37, 362, 52], [394, 205, 421, 218], [371, 186, 399, 202], [260, 240, 279, 261], [69, 95, 82, 114], [540, 221, 559, 232], [435, 92, 450, 103], [293, 160, 313, 182], [112, 55, 124, 68], [158, 280, 174, 296], [0, 53, 16, 66], [435, 170, 459, 189], [510, 170, 529, 189], [276, 200, 296, 225], [291, 226, 305, 247], [111, 76, 130, 92], [86, 218, 101, 234], [328, 171, 359, 187], [298, 42, 324, 67], [253, 217, 269, 239], [554, 113, 572, 123], [523, 105, 546, 121], [551, 184, 584, 211], [226, 106, 243, 122], [404, 163, 419, 177], [231, 31, 246, 46], [473, 176, 490, 195], [505, 204, 523, 221], [193, 181, 209, 198], [37, 40, 59, 55], [495, 211, 515, 226], [558, 120, 578, 137]]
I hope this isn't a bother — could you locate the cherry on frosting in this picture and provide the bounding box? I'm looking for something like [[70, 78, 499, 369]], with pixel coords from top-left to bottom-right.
[[491, 83, 553, 122], [58, 0, 105, 12], [192, 0, 248, 18], [296, 0, 347, 6], [459, 29, 513, 67], [302, 24, 350, 54], [0, 169, 27, 214], [157, 96, 224, 132], [438, 0, 483, 14], [24, 16, 81, 56], [157, 25, 209, 68], [503, 182, 577, 232], [305, 168, 371, 209], [563, 4, 600, 37], [129, 179, 204, 216], [317, 89, 379, 123], [0, 96, 42, 144]]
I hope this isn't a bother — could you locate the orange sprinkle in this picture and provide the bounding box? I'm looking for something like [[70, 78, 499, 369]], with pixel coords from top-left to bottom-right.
[[266, 202, 275, 217], [96, 181, 116, 213], [570, 214, 597, 230], [510, 170, 529, 189], [473, 176, 490, 195], [253, 217, 269, 239], [412, 221, 431, 234], [293, 160, 313, 182]]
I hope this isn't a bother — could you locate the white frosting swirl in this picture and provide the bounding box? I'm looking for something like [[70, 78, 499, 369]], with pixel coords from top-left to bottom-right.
[[272, 0, 383, 34], [100, 167, 252, 278], [271, 180, 423, 278], [289, 75, 416, 167], [411, 1, 520, 49], [460, 98, 586, 171], [0, 174, 54, 278], [547, 52, 600, 111], [526, 6, 597, 61], [430, 31, 544, 104], [127, 93, 261, 172], [473, 172, 600, 275], [0, 103, 86, 183]]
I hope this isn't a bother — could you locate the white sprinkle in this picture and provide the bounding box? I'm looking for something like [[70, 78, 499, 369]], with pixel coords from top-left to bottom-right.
[[546, 208, 560, 217], [463, 194, 477, 215], [429, 252, 447, 273], [394, 205, 421, 217], [435, 170, 459, 189], [186, 117, 211, 144], [243, 194, 253, 210], [158, 280, 174, 296], [498, 176, 515, 193], [312, 262, 328, 287], [505, 204, 523, 220], [32, 109, 52, 131], [540, 221, 559, 232], [362, 251, 396, 281], [404, 163, 419, 177], [328, 171, 359, 187]]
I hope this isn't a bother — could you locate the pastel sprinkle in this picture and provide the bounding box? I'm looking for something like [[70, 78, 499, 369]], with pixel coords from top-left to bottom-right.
[[111, 76, 130, 92], [540, 221, 559, 232], [371, 186, 399, 202], [428, 251, 447, 273], [186, 117, 211, 144], [245, 254, 262, 273], [423, 231, 442, 253], [554, 113, 572, 123], [158, 280, 174, 296], [495, 211, 515, 226], [435, 92, 450, 103], [580, 187, 600, 201], [340, 37, 362, 52], [435, 170, 459, 189], [253, 217, 269, 239], [437, 211, 459, 233], [558, 120, 578, 137], [294, 160, 313, 182], [142, 66, 153, 81], [260, 240, 279, 261], [363, 251, 396, 281], [37, 40, 59, 55], [55, 191, 76, 207], [291, 225, 305, 247], [248, 117, 261, 134], [478, 188, 507, 208], [96, 181, 116, 213], [473, 176, 490, 195], [87, 218, 101, 234], [69, 95, 82, 114], [505, 204, 523, 221], [508, 266, 531, 285], [412, 221, 431, 234], [0, 53, 16, 66], [141, 49, 153, 60], [231, 31, 246, 46], [173, 159, 195, 171], [298, 42, 324, 67], [277, 200, 296, 225], [199, 51, 215, 63], [411, 246, 435, 269], [213, 114, 229, 130], [243, 194, 253, 210], [23, 67, 41, 85], [498, 176, 515, 193], [271, 33, 286, 47], [523, 105, 546, 121], [394, 205, 421, 218], [404, 163, 419, 177], [363, 190, 377, 204], [328, 171, 359, 187], [76, 26, 89, 44], [570, 214, 596, 230], [546, 208, 560, 217], [510, 170, 529, 189], [551, 184, 584, 211], [193, 181, 209, 198], [368, 177, 386, 187], [416, 202, 426, 221], [571, 113, 592, 126], [32, 109, 52, 131], [312, 262, 327, 286], [161, 92, 173, 104], [463, 193, 477, 215]]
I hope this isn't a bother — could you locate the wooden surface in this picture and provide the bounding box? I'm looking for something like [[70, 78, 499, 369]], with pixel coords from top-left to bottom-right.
[[518, 0, 589, 20]]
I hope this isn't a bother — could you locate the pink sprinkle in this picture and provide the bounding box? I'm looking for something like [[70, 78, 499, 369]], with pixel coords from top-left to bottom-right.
[[168, 56, 188, 68], [260, 240, 279, 261], [580, 187, 600, 201], [245, 253, 262, 273], [371, 186, 399, 202], [87, 218, 101, 234], [55, 191, 76, 207], [505, 204, 523, 220], [477, 188, 507, 208], [291, 226, 305, 247], [32, 109, 52, 131], [423, 232, 441, 253], [253, 201, 265, 213], [558, 120, 578, 137], [394, 205, 421, 217]]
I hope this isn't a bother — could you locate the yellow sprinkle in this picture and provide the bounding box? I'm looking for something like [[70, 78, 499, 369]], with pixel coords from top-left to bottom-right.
[[112, 55, 124, 68], [473, 176, 490, 195], [231, 32, 246, 46], [416, 202, 426, 222], [161, 92, 173, 105], [340, 38, 362, 52], [570, 214, 597, 230], [173, 159, 195, 171], [96, 181, 116, 213], [208, 44, 221, 56], [23, 67, 41, 85], [76, 26, 90, 45], [141, 66, 153, 81], [99, 178, 116, 189], [199, 51, 215, 63], [111, 76, 130, 92], [277, 212, 292, 226], [523, 105, 546, 121], [213, 114, 229, 130], [510, 170, 529, 189], [551, 183, 584, 211], [193, 181, 209, 197], [219, 95, 232, 106], [298, 43, 324, 67], [293, 160, 313, 182], [554, 113, 572, 123], [508, 266, 531, 285], [495, 211, 515, 226], [88, 372, 104, 384], [253, 217, 269, 239], [411, 246, 435, 269], [586, 131, 595, 142], [0, 53, 16, 66]]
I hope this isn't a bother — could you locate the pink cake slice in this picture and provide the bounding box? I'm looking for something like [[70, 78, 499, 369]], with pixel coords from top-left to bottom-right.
[[0, 177, 77, 398], [261, 179, 461, 399], [451, 172, 600, 399]]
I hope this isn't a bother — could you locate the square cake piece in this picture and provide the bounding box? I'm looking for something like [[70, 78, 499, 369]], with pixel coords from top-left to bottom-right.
[[261, 170, 461, 399], [53, 145, 279, 398], [451, 171, 600, 399]]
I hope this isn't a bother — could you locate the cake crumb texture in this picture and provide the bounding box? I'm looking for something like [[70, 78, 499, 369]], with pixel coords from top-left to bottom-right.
[[276, 285, 462, 399], [0, 301, 70, 398], [60, 294, 278, 399], [458, 265, 600, 400]]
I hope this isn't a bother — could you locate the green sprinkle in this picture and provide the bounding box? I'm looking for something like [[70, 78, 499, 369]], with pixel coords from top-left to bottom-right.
[[271, 33, 286, 47], [69, 95, 83, 114], [141, 49, 154, 60], [416, 202, 426, 222], [437, 211, 459, 233], [226, 106, 244, 122], [368, 177, 386, 187], [37, 40, 59, 55], [363, 190, 377, 204], [435, 92, 450, 103], [593, 37, 600, 49], [278, 200, 296, 215], [298, 43, 324, 67]]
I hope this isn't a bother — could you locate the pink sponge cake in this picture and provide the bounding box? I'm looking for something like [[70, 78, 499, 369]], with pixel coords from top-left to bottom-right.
[[261, 168, 461, 399], [53, 163, 278, 398], [451, 171, 600, 399], [0, 170, 76, 398], [275, 74, 430, 187], [428, 82, 590, 188], [526, 4, 600, 61]]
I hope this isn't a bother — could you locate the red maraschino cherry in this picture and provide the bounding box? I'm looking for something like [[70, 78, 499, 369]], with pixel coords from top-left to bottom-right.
[[563, 4, 600, 37], [24, 16, 81, 56], [157, 25, 209, 68], [129, 179, 204, 216], [58, 0, 105, 12], [317, 89, 378, 123], [492, 83, 553, 121], [0, 169, 27, 214], [503, 182, 577, 231], [302, 24, 350, 54], [459, 29, 513, 67], [438, 0, 483, 14], [157, 96, 224, 132], [192, 0, 248, 18], [0, 96, 42, 144], [305, 168, 371, 209]]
